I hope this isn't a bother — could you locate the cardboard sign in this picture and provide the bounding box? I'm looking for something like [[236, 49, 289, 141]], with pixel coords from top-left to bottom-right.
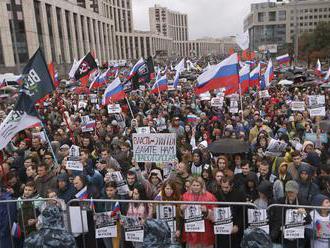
[[123, 216, 144, 242], [259, 90, 270, 98], [284, 209, 305, 239], [67, 145, 83, 171], [94, 211, 117, 238], [309, 107, 326, 117], [290, 101, 305, 112], [248, 209, 269, 234], [213, 207, 233, 235], [211, 97, 224, 107], [132, 133, 176, 162], [184, 205, 205, 232], [66, 160, 83, 171], [107, 104, 122, 114]]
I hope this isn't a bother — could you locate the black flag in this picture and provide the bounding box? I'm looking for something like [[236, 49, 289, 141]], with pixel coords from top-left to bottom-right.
[[131, 56, 155, 88], [73, 52, 98, 81], [20, 48, 55, 104]]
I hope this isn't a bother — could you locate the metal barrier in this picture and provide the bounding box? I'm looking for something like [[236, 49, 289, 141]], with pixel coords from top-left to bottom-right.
[[2, 199, 330, 248]]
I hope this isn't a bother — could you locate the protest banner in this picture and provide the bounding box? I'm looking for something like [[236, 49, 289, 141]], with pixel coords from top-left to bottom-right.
[[259, 90, 270, 98], [94, 211, 117, 238], [66, 145, 83, 171], [229, 100, 239, 113], [284, 209, 305, 239], [123, 216, 144, 242], [248, 209, 269, 234], [307, 95, 325, 107], [265, 138, 287, 157], [132, 133, 176, 162], [184, 205, 205, 232], [156, 205, 176, 233], [108, 171, 129, 195], [107, 104, 122, 114], [81, 120, 96, 132], [211, 97, 224, 107], [309, 107, 326, 117], [290, 101, 305, 111], [213, 207, 233, 235]]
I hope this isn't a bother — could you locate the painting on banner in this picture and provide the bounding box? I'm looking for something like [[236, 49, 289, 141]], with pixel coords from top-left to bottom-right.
[[94, 211, 117, 238], [66, 145, 83, 171], [122, 216, 144, 242], [213, 207, 233, 234], [284, 209, 305, 239], [184, 205, 205, 232], [248, 209, 269, 234], [132, 133, 176, 162]]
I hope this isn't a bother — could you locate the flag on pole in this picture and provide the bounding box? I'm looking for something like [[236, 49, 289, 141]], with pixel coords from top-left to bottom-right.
[[110, 202, 121, 217], [315, 59, 322, 76], [127, 58, 145, 79], [276, 54, 291, 65], [249, 63, 261, 89], [89, 68, 110, 89], [260, 59, 274, 90], [75, 186, 89, 200], [239, 64, 250, 94], [236, 31, 249, 50], [102, 77, 126, 105], [173, 58, 185, 88], [195, 53, 239, 95], [150, 75, 168, 94], [73, 52, 98, 87], [11, 222, 22, 239], [324, 67, 330, 81]]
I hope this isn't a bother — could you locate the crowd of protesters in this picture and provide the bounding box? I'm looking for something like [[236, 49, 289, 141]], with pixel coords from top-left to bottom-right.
[[0, 56, 330, 248]]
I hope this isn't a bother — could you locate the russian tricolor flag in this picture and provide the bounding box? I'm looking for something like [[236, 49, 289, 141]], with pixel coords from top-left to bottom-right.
[[324, 67, 330, 81], [195, 53, 239, 95], [75, 186, 89, 200], [315, 59, 322, 76], [276, 54, 290, 65], [102, 77, 126, 105], [249, 63, 260, 89], [173, 58, 185, 88], [239, 64, 250, 94], [150, 75, 168, 94], [127, 58, 145, 79], [89, 68, 110, 89], [260, 59, 274, 90], [11, 222, 22, 239], [187, 114, 198, 123], [111, 201, 121, 217]]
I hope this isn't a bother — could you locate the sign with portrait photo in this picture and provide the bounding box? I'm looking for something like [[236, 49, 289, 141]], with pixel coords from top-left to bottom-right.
[[184, 205, 205, 232], [213, 207, 233, 235], [94, 211, 117, 238], [248, 209, 269, 234], [284, 209, 305, 239]]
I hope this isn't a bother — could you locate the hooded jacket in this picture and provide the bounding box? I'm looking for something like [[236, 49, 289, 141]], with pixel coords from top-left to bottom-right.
[[57, 173, 76, 203], [35, 170, 57, 198], [297, 163, 319, 204], [240, 172, 259, 202]]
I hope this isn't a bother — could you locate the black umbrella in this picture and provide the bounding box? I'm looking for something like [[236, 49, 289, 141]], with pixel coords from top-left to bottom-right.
[[208, 138, 250, 154], [319, 120, 330, 132]]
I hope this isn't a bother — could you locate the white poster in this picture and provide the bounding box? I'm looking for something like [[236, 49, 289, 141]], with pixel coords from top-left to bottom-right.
[[69, 206, 89, 233], [284, 209, 305, 239], [184, 205, 205, 233], [309, 107, 326, 117], [90, 94, 98, 103], [229, 100, 239, 113], [123, 216, 144, 242], [107, 104, 122, 114], [78, 101, 87, 109], [213, 207, 233, 235], [109, 171, 129, 195], [259, 90, 270, 98], [132, 133, 176, 162], [81, 120, 96, 132], [136, 126, 150, 134], [67, 145, 83, 171], [163, 162, 176, 179], [211, 97, 224, 107], [94, 211, 117, 238], [248, 209, 269, 234], [66, 160, 83, 171], [265, 138, 287, 157], [156, 205, 176, 233], [291, 101, 305, 112], [307, 95, 325, 107]]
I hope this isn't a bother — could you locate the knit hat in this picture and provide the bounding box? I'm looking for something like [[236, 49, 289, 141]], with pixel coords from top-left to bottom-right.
[[312, 194, 329, 207], [285, 180, 299, 193], [298, 163, 312, 176], [257, 180, 273, 198], [199, 141, 208, 149], [305, 152, 321, 168]]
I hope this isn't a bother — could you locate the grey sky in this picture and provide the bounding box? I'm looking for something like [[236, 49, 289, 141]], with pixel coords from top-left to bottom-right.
[[132, 0, 266, 39]]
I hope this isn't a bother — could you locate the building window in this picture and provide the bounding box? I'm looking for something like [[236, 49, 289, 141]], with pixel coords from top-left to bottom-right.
[[258, 12, 264, 22], [278, 10, 286, 21]]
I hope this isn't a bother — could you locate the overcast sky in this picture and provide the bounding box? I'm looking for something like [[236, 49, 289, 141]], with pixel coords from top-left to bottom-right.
[[132, 0, 266, 39]]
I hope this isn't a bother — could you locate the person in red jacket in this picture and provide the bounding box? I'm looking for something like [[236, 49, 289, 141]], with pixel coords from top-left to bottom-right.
[[181, 176, 217, 248]]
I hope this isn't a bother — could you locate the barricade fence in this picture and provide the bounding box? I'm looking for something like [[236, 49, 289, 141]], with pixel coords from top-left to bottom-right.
[[1, 198, 330, 248]]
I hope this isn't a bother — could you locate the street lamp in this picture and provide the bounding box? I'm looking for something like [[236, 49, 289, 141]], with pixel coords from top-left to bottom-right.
[[294, 0, 299, 64]]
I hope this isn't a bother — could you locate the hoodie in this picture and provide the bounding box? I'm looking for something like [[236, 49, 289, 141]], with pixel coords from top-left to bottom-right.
[[57, 173, 76, 203], [297, 163, 319, 204]]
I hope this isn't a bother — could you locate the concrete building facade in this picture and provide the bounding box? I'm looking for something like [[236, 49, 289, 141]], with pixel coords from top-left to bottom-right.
[[0, 0, 237, 72], [244, 0, 330, 51]]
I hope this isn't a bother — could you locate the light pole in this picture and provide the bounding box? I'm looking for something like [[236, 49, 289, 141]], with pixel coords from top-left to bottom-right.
[[294, 0, 299, 65], [10, 0, 21, 73]]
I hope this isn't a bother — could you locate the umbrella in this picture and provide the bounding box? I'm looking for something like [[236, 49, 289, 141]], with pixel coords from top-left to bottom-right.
[[278, 79, 294, 85], [208, 138, 249, 154], [319, 120, 330, 132]]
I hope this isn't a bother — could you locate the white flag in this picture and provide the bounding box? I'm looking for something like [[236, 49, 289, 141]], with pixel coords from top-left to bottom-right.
[[236, 31, 249, 50], [0, 110, 40, 150]]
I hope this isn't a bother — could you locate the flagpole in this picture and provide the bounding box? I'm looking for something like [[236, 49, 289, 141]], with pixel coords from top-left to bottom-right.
[[238, 83, 244, 121], [39, 121, 59, 168], [125, 97, 135, 119]]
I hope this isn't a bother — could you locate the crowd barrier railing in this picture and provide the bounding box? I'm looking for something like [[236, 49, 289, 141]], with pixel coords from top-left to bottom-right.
[[2, 198, 330, 248]]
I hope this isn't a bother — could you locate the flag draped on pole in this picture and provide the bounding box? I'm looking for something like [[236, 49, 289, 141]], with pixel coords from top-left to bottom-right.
[[249, 63, 261, 89], [173, 58, 185, 88], [0, 48, 55, 150], [260, 59, 274, 90], [315, 59, 321, 76], [195, 53, 239, 95], [89, 68, 110, 89], [102, 77, 126, 105]]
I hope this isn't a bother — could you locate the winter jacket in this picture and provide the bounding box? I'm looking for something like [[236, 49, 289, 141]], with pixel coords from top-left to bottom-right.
[[35, 172, 57, 198], [0, 191, 16, 248]]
